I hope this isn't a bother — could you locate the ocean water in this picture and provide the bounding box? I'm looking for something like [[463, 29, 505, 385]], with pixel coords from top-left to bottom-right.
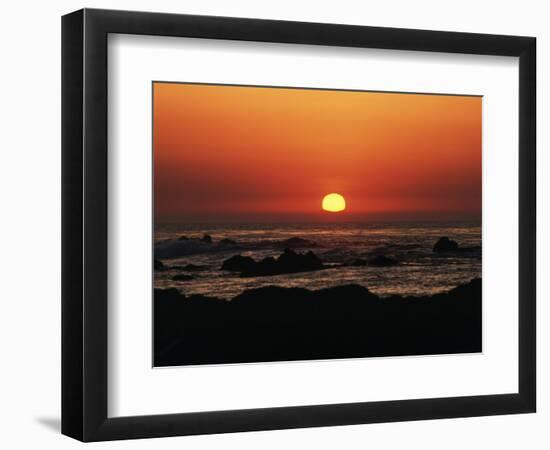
[[154, 222, 481, 299]]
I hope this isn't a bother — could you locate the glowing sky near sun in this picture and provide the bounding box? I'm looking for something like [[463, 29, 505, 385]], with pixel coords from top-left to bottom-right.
[[153, 82, 481, 223]]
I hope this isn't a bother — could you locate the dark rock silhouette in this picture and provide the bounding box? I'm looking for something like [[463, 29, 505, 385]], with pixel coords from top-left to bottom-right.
[[154, 278, 482, 366], [221, 249, 324, 277], [154, 260, 208, 272], [172, 274, 194, 282], [433, 237, 481, 254], [433, 236, 459, 252], [275, 237, 317, 248], [350, 258, 368, 266], [219, 238, 237, 245], [368, 255, 398, 267], [269, 248, 323, 275], [178, 235, 189, 241], [200, 234, 213, 243], [221, 255, 256, 272]]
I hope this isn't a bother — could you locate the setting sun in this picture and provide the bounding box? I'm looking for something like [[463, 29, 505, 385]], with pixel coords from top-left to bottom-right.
[[322, 193, 346, 212]]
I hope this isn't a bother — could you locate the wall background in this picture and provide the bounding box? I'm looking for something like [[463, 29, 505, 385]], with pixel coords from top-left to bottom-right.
[[0, 0, 546, 448]]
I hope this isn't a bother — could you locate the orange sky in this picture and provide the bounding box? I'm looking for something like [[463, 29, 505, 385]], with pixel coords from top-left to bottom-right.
[[153, 82, 481, 223]]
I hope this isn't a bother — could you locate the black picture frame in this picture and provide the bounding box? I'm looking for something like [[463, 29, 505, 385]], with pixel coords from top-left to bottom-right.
[[62, 8, 536, 442]]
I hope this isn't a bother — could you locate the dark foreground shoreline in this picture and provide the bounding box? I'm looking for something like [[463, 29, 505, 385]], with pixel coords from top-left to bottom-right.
[[154, 278, 481, 367]]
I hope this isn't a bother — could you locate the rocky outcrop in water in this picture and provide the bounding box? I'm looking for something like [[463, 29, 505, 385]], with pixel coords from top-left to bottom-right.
[[221, 255, 256, 272], [433, 236, 459, 252], [219, 238, 237, 245], [369, 255, 398, 266], [221, 248, 324, 277], [433, 237, 481, 254]]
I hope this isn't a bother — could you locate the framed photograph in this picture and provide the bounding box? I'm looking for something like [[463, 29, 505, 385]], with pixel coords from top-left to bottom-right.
[[62, 8, 536, 441]]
